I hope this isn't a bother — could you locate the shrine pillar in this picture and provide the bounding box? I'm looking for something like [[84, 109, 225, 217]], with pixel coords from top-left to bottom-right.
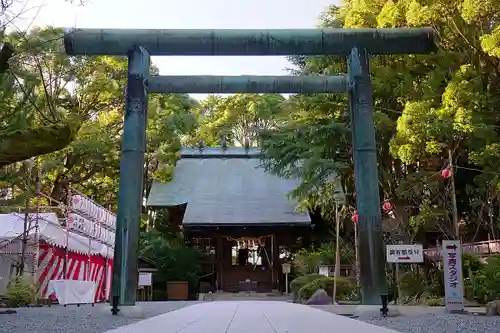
[[216, 236, 223, 291], [271, 235, 279, 290]]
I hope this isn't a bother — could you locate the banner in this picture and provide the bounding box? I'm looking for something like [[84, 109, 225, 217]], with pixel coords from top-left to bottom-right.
[[71, 195, 116, 229], [67, 213, 115, 246]]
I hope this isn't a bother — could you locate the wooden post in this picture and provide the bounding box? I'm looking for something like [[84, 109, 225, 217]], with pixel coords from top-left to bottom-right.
[[448, 149, 460, 239], [216, 236, 223, 291], [333, 201, 341, 304], [395, 240, 404, 304]]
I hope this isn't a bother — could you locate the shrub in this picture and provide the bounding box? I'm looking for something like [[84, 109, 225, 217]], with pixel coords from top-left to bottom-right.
[[5, 277, 35, 307], [399, 271, 426, 299], [297, 276, 356, 301], [462, 253, 484, 275], [292, 250, 324, 276], [482, 255, 500, 301], [290, 273, 324, 295], [421, 294, 444, 306], [140, 230, 203, 290], [292, 243, 355, 276]]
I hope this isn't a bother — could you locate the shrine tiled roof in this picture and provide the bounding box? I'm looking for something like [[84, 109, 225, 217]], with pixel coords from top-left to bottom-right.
[[146, 147, 311, 226]]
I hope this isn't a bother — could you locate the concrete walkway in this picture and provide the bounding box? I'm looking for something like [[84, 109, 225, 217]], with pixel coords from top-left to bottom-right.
[[104, 301, 400, 333]]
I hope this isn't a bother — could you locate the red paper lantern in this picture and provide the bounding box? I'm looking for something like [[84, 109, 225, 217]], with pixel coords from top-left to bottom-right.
[[440, 167, 452, 179], [352, 211, 358, 224], [382, 201, 393, 212]]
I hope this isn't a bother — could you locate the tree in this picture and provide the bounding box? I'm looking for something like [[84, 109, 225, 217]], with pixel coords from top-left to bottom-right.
[[259, 1, 500, 243], [0, 27, 200, 214], [187, 93, 285, 147]]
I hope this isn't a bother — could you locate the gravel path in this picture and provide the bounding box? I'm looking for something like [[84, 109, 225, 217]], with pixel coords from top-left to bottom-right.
[[360, 314, 500, 333], [0, 301, 200, 333]]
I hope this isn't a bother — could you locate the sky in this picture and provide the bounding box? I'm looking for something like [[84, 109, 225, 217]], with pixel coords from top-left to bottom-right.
[[10, 0, 335, 99]]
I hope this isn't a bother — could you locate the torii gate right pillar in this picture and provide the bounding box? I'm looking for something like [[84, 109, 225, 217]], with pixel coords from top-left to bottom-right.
[[348, 47, 386, 304]]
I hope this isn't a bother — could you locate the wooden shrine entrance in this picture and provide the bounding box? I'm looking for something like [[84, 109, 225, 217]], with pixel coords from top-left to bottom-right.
[[185, 226, 309, 293]]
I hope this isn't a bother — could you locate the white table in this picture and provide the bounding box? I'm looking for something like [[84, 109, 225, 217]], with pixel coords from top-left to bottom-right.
[[47, 279, 96, 306]]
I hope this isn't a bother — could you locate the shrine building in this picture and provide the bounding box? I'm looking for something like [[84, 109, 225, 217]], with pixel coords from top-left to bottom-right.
[[146, 144, 312, 293]]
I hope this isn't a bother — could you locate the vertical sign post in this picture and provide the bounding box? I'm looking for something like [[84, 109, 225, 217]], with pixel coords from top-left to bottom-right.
[[282, 263, 291, 296], [442, 240, 464, 312]]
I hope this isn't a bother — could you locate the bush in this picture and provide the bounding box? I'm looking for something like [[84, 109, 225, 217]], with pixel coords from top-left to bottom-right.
[[293, 250, 324, 276], [292, 243, 355, 276], [290, 273, 324, 295], [298, 276, 356, 301], [482, 255, 500, 301], [462, 253, 484, 275], [140, 230, 203, 290], [399, 271, 426, 299], [399, 268, 444, 301], [5, 277, 35, 307]]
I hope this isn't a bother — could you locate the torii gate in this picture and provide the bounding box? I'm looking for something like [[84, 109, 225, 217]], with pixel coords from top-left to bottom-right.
[[63, 28, 436, 314]]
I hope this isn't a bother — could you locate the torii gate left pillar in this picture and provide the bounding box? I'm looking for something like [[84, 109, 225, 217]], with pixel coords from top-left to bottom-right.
[[63, 28, 436, 314]]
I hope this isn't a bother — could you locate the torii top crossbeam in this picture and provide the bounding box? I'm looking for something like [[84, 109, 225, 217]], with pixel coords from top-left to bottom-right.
[[63, 28, 436, 56]]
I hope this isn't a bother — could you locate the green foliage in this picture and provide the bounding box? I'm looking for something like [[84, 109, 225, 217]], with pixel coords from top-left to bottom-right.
[[421, 296, 444, 307], [247, 1, 500, 242], [297, 276, 356, 301], [185, 94, 285, 147], [292, 243, 355, 276], [139, 229, 203, 289], [290, 273, 324, 295], [151, 209, 179, 239], [5, 277, 35, 307], [462, 253, 485, 275], [481, 255, 500, 301], [399, 270, 435, 300], [398, 254, 500, 304], [293, 249, 325, 276], [0, 27, 199, 211], [3, 6, 500, 305]]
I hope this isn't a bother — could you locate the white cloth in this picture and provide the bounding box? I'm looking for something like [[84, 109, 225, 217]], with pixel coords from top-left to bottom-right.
[[47, 280, 96, 305]]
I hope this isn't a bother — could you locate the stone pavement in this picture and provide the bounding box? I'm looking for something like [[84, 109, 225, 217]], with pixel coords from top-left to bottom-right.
[[104, 301, 401, 333]]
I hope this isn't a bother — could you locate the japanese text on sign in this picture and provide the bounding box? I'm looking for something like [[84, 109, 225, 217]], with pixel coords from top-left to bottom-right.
[[442, 240, 464, 312], [388, 248, 419, 256], [386, 244, 424, 263], [447, 252, 459, 288], [138, 272, 152, 286]]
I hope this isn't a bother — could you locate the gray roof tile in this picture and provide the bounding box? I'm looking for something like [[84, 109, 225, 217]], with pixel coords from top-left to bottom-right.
[[147, 148, 310, 226]]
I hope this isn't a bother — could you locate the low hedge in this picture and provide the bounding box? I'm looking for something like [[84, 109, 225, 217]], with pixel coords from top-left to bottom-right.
[[5, 277, 35, 307], [298, 276, 356, 301], [290, 274, 324, 295]]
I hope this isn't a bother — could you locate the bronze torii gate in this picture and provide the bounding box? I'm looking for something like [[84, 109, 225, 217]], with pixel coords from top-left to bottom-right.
[[63, 28, 436, 314]]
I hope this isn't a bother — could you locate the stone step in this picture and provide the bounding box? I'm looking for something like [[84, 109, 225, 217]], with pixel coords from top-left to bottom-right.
[[200, 292, 291, 302]]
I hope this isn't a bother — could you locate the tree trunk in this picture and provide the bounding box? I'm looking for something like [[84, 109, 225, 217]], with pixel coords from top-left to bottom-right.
[[50, 175, 70, 204]]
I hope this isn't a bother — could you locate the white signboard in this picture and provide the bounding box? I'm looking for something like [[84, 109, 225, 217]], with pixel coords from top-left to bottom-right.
[[386, 244, 424, 263], [442, 240, 464, 312], [318, 266, 330, 277], [138, 272, 152, 286]]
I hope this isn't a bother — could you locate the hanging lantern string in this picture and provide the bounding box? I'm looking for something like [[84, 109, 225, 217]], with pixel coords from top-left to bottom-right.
[[352, 163, 449, 220], [352, 161, 500, 220]]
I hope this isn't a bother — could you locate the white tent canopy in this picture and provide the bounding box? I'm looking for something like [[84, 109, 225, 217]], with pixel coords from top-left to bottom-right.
[[0, 213, 113, 258]]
